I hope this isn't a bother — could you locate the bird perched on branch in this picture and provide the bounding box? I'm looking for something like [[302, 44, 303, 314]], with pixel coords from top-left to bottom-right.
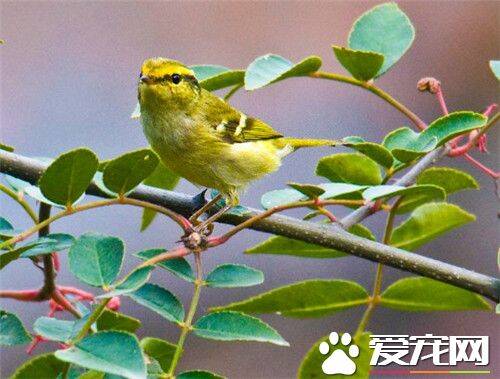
[[135, 57, 338, 227]]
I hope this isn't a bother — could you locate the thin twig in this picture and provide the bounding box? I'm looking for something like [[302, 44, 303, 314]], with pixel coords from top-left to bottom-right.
[[310, 71, 427, 130], [0, 183, 38, 223]]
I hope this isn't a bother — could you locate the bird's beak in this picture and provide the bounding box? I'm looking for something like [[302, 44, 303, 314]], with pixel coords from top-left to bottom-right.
[[140, 75, 152, 85]]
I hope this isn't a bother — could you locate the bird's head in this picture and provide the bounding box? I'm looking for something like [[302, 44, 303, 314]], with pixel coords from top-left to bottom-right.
[[138, 58, 200, 110]]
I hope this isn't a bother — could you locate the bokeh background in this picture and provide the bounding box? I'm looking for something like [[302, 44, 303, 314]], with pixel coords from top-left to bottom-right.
[[1, 1, 498, 378]]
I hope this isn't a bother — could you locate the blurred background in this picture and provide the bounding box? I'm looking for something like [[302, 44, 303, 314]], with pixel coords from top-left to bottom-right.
[[1, 1, 498, 378]]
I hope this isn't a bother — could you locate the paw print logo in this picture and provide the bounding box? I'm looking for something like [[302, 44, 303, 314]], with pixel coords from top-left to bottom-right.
[[319, 332, 360, 375]]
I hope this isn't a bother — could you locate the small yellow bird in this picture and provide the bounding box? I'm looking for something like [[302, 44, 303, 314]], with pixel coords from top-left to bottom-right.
[[136, 58, 337, 224]]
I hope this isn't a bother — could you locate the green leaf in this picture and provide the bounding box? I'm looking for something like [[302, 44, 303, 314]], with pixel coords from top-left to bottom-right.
[[103, 149, 159, 195], [0, 310, 32, 346], [245, 224, 374, 259], [333, 46, 384, 81], [418, 112, 486, 147], [193, 311, 288, 346], [69, 233, 124, 287], [298, 332, 371, 379], [343, 137, 394, 168], [98, 267, 153, 298], [416, 167, 479, 195], [55, 331, 147, 379], [77, 371, 105, 379], [0, 237, 57, 269], [363, 184, 446, 213], [12, 353, 68, 379], [0, 217, 14, 230], [177, 371, 225, 379], [190, 65, 245, 91], [135, 248, 195, 282], [39, 148, 98, 206], [287, 182, 325, 198], [316, 153, 382, 185], [382, 127, 437, 163], [127, 283, 184, 323], [0, 142, 14, 152], [489, 60, 500, 80], [140, 162, 180, 231], [349, 2, 415, 76], [96, 309, 141, 333], [205, 264, 264, 288], [211, 280, 369, 317], [261, 183, 364, 209], [34, 317, 74, 342], [380, 277, 491, 311], [390, 203, 475, 250], [20, 233, 75, 258], [245, 54, 322, 90], [140, 337, 177, 373]]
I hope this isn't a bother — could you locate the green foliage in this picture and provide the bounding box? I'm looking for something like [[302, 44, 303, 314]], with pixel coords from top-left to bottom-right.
[[135, 248, 195, 282], [177, 371, 225, 379], [205, 264, 264, 288], [316, 153, 382, 185], [489, 60, 500, 80], [342, 137, 394, 168], [349, 2, 414, 76], [245, 54, 322, 90], [382, 127, 437, 163], [298, 333, 372, 379], [55, 331, 147, 379], [212, 280, 369, 317], [98, 266, 153, 298], [333, 46, 384, 81], [11, 353, 68, 379], [12, 233, 74, 261], [127, 283, 184, 324], [0, 310, 31, 346], [261, 183, 364, 209], [140, 337, 177, 372], [390, 203, 475, 250], [190, 65, 245, 91], [193, 311, 289, 346], [380, 277, 491, 311], [96, 309, 141, 333], [363, 184, 446, 213], [102, 149, 159, 195], [416, 167, 479, 195], [69, 233, 124, 287], [419, 112, 486, 147], [245, 224, 374, 259], [39, 148, 98, 207], [33, 316, 74, 342]]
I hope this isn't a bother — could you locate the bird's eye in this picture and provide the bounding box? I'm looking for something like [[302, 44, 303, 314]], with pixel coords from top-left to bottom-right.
[[171, 74, 181, 84], [139, 71, 143, 79]]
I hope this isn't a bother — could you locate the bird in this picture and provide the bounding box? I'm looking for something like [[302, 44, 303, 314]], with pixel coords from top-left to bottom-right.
[[135, 57, 338, 227]]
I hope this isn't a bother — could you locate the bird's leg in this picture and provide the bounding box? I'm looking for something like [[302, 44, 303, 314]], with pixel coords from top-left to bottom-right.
[[189, 193, 223, 224], [195, 203, 232, 234]]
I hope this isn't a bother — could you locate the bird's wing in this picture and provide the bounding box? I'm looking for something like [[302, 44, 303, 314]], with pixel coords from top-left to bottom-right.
[[201, 90, 283, 143]]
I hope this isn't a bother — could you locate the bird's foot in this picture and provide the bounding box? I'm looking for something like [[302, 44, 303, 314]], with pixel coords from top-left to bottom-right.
[[181, 230, 208, 251]]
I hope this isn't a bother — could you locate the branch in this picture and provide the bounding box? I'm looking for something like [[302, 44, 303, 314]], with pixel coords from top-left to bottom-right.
[[340, 146, 449, 228], [1, 150, 498, 302]]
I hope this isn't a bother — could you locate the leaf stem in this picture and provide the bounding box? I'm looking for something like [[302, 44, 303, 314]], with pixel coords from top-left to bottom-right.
[[0, 183, 38, 223], [311, 71, 427, 130], [354, 197, 401, 339], [224, 83, 243, 101], [167, 252, 203, 377], [72, 298, 111, 342]]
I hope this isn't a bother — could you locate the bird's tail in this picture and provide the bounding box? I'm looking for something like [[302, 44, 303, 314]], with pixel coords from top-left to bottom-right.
[[275, 137, 339, 150]]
